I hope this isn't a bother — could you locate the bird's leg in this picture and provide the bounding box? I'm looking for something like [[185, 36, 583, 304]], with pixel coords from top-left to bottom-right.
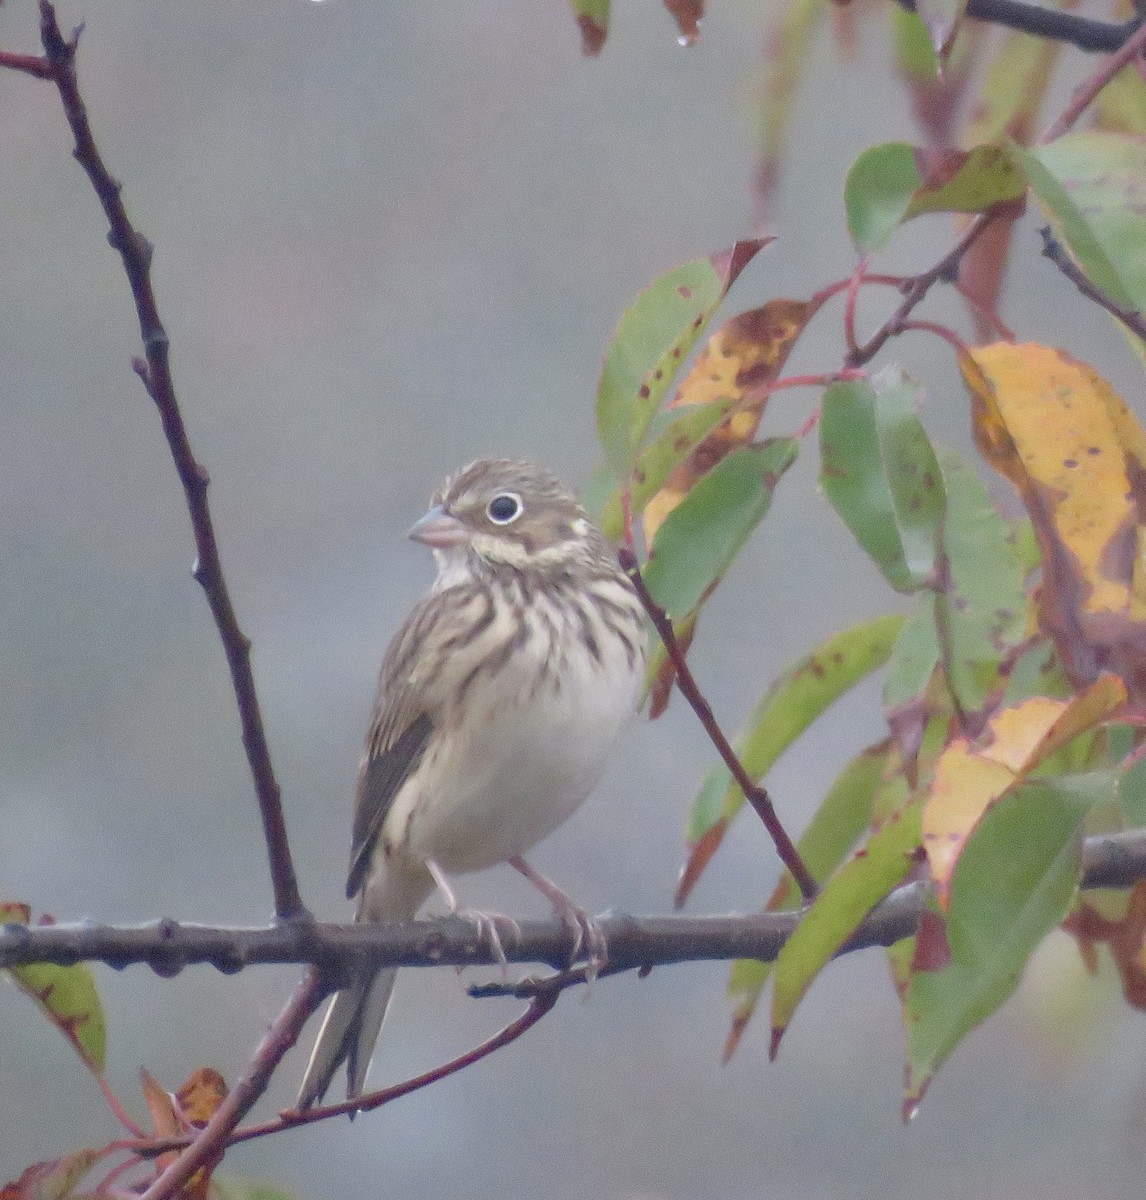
[[508, 855, 608, 976], [426, 859, 518, 977]]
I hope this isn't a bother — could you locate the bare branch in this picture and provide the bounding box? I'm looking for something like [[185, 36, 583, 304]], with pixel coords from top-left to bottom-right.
[[2, 1, 305, 919], [618, 550, 818, 900]]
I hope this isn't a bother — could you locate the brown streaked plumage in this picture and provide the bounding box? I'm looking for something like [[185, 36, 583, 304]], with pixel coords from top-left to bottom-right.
[[297, 459, 647, 1110]]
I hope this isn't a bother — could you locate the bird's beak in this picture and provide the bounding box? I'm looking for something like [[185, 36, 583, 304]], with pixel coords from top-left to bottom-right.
[[408, 505, 469, 548]]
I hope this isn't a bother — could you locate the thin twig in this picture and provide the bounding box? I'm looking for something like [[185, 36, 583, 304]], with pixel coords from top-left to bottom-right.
[[0, 47, 52, 77], [618, 549, 818, 899], [1039, 228, 1146, 344], [137, 969, 326, 1199], [846, 215, 995, 368], [13, 1, 305, 919], [1041, 16, 1146, 141], [130, 990, 559, 1158]]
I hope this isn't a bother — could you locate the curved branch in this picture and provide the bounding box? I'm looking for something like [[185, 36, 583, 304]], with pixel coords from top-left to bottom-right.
[[3, 829, 1144, 974], [3, 2, 305, 919]]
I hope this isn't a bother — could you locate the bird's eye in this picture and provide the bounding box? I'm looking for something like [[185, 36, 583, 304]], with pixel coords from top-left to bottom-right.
[[486, 492, 523, 525]]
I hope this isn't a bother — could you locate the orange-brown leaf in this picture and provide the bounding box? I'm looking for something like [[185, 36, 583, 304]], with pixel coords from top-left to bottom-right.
[[642, 299, 812, 544], [1065, 881, 1146, 1008], [176, 1067, 228, 1128]]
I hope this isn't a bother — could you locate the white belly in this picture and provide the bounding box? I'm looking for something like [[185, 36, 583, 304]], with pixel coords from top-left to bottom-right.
[[382, 590, 643, 875]]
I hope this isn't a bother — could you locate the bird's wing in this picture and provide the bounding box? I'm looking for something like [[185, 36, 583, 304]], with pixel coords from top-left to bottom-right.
[[344, 595, 446, 900]]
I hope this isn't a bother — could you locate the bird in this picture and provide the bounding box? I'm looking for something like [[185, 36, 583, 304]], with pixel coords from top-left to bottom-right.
[[296, 458, 648, 1110]]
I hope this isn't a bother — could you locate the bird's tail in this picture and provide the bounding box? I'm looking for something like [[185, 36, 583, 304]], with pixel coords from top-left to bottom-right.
[[297, 864, 433, 1111]]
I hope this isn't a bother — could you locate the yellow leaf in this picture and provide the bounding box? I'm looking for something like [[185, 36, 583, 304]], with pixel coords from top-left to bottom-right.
[[923, 676, 1126, 903], [962, 342, 1146, 697]]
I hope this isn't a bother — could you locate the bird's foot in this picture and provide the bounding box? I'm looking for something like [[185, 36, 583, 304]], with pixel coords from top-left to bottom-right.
[[427, 859, 518, 978], [508, 855, 608, 981]]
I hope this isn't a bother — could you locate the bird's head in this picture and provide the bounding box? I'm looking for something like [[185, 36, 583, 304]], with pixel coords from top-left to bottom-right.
[[409, 459, 609, 584]]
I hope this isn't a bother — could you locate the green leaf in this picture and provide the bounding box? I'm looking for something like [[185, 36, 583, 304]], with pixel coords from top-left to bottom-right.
[[820, 368, 945, 591], [963, 30, 1061, 145], [599, 398, 736, 540], [0, 902, 106, 1075], [891, 8, 940, 81], [1094, 66, 1146, 137], [643, 439, 797, 619], [845, 143, 922, 253], [904, 773, 1108, 1113], [725, 742, 893, 1058], [772, 797, 923, 1054], [934, 448, 1026, 714], [596, 241, 769, 478], [1119, 751, 1146, 826], [845, 143, 1025, 253], [685, 614, 904, 846], [1023, 133, 1146, 319], [883, 598, 940, 712]]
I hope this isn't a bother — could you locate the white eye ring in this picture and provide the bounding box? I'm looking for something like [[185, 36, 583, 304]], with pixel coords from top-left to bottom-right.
[[486, 492, 523, 525]]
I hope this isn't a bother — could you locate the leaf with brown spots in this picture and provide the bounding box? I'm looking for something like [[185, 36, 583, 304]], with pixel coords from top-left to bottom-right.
[[0, 902, 106, 1075], [642, 297, 813, 545], [771, 796, 924, 1058], [1, 1148, 104, 1200], [963, 342, 1146, 701], [596, 240, 771, 480]]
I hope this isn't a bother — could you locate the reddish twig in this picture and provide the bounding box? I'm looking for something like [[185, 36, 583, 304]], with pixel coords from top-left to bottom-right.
[[11, 1, 305, 919], [0, 46, 53, 77], [131, 989, 560, 1156], [137, 968, 326, 1198], [1041, 17, 1146, 141], [618, 549, 817, 900], [846, 215, 994, 367], [897, 319, 972, 357]]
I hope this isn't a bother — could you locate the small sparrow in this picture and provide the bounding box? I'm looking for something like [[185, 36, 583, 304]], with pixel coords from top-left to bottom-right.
[[297, 459, 647, 1109]]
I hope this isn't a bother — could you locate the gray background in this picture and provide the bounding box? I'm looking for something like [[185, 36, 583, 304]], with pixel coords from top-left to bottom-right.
[[1, 1, 1144, 1197]]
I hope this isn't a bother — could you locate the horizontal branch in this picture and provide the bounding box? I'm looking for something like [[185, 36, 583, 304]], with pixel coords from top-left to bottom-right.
[[4, 830, 1144, 975]]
